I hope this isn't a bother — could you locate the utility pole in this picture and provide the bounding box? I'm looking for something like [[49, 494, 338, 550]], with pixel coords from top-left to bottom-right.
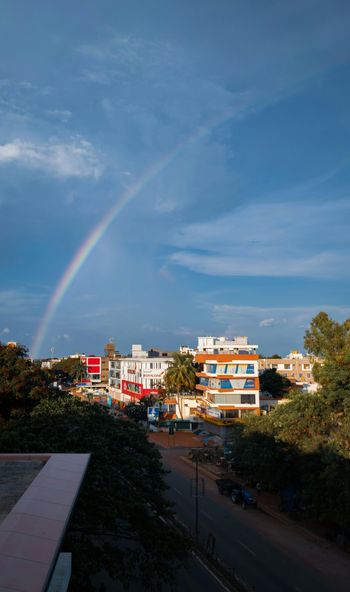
[[190, 450, 204, 541], [195, 454, 199, 541]]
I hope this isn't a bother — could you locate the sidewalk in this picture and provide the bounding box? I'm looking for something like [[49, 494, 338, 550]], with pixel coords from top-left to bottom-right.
[[180, 455, 334, 548], [149, 430, 205, 449]]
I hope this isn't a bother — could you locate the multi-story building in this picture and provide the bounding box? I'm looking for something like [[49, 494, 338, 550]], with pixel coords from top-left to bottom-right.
[[258, 350, 316, 386], [109, 358, 121, 389], [194, 336, 260, 424], [120, 344, 173, 402], [80, 355, 102, 383]]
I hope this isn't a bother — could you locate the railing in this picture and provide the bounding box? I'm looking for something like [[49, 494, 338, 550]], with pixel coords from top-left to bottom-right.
[[193, 410, 244, 425]]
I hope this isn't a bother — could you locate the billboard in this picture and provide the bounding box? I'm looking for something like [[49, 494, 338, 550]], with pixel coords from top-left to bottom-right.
[[147, 407, 160, 422]]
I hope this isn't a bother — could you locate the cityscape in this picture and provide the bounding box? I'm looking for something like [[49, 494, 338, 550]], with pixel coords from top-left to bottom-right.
[[1, 1, 350, 591]]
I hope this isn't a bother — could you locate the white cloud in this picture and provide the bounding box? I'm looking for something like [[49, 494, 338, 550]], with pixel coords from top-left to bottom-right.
[[1, 327, 10, 334], [155, 196, 177, 214], [45, 109, 72, 123], [0, 289, 42, 321], [212, 304, 350, 330], [169, 199, 350, 279], [0, 137, 103, 179], [159, 265, 175, 282], [259, 318, 277, 327]]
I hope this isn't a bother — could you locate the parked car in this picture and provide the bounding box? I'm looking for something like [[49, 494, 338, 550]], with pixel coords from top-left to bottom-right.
[[231, 487, 257, 509], [215, 478, 242, 496]]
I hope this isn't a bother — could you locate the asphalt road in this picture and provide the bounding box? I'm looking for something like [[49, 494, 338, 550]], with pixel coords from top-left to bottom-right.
[[162, 449, 350, 592]]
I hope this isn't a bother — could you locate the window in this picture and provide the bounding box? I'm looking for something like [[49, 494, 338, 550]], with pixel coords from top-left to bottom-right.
[[240, 394, 255, 405], [284, 364, 291, 370]]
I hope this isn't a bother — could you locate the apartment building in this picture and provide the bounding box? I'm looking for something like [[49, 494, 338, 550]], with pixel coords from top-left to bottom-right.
[[80, 355, 102, 383], [194, 336, 260, 424], [258, 350, 315, 385], [120, 344, 173, 402]]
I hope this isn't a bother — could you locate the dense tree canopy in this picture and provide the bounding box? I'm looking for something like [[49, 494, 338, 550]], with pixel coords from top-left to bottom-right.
[[0, 396, 189, 590], [229, 313, 350, 536], [259, 368, 292, 397], [0, 342, 55, 421], [52, 357, 86, 383], [0, 345, 190, 588]]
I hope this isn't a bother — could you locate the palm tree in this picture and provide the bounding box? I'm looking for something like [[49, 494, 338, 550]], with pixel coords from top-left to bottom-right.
[[163, 353, 196, 418]]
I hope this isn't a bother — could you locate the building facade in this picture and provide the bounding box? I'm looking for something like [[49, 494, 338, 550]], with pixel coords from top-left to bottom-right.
[[120, 344, 173, 402], [80, 355, 102, 383], [258, 350, 315, 385], [194, 336, 260, 424]]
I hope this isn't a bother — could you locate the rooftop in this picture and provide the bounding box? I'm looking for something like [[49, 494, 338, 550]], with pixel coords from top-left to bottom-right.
[[0, 453, 90, 592], [0, 460, 45, 525]]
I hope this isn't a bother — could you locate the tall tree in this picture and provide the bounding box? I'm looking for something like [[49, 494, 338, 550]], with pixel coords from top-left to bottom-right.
[[163, 353, 196, 418], [304, 312, 350, 402], [260, 368, 292, 397], [52, 357, 86, 383], [0, 342, 55, 421], [0, 395, 190, 590]]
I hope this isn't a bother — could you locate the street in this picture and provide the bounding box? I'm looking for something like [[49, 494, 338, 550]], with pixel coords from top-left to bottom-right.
[[162, 448, 350, 592]]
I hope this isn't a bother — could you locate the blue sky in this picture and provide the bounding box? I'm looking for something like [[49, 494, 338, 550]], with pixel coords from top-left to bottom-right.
[[1, 0, 350, 357]]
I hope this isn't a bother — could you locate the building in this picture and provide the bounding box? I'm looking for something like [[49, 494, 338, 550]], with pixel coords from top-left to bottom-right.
[[80, 355, 102, 384], [0, 453, 90, 591], [120, 344, 173, 402], [101, 341, 120, 383], [258, 350, 316, 387], [109, 358, 121, 389], [80, 342, 120, 386], [194, 336, 260, 425]]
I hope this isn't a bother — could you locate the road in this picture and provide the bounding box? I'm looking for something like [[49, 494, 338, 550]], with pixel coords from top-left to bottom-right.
[[162, 448, 350, 592]]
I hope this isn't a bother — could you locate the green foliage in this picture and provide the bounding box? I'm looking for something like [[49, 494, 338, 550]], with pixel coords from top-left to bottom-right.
[[0, 395, 190, 590], [0, 342, 55, 421], [163, 353, 197, 419], [52, 357, 86, 382], [163, 353, 196, 395], [260, 368, 292, 397], [304, 312, 350, 406], [228, 312, 350, 534], [124, 396, 159, 422]]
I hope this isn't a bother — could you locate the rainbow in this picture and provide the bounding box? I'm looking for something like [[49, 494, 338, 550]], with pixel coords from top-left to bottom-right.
[[31, 105, 241, 358]]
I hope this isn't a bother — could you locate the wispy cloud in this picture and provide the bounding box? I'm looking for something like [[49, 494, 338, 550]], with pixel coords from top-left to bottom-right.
[[0, 289, 43, 318], [0, 137, 103, 179], [169, 199, 350, 279], [213, 304, 350, 331], [45, 109, 72, 123]]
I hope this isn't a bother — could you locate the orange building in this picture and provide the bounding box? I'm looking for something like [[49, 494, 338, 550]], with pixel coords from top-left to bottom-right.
[[194, 337, 260, 424]]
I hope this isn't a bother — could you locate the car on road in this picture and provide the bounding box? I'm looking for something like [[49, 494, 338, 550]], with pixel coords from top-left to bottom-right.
[[215, 478, 242, 495], [231, 487, 257, 509]]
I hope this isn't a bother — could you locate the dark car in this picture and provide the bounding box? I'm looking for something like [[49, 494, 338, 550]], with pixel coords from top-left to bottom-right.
[[231, 487, 257, 509], [215, 478, 242, 496]]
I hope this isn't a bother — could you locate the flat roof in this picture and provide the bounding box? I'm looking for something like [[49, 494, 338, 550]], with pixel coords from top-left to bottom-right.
[[0, 453, 90, 592], [0, 460, 45, 525]]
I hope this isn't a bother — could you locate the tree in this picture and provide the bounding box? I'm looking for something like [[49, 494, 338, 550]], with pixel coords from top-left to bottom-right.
[[0, 342, 55, 421], [163, 353, 196, 418], [0, 395, 190, 589], [124, 397, 155, 422], [225, 313, 350, 534], [304, 312, 350, 403], [259, 368, 292, 397], [52, 357, 86, 383]]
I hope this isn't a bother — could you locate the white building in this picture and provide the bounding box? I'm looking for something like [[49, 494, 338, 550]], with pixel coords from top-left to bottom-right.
[[120, 345, 173, 402]]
